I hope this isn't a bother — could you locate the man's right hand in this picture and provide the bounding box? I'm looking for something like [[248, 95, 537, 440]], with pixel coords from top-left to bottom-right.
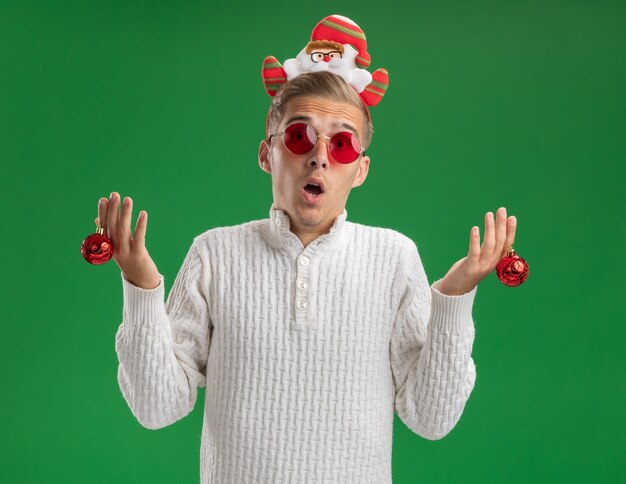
[[97, 192, 161, 289]]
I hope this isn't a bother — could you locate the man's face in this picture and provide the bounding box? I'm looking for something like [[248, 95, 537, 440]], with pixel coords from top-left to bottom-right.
[[258, 96, 370, 238]]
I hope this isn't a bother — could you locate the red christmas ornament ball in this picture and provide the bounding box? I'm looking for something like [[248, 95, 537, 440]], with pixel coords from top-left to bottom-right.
[[496, 250, 529, 287], [81, 233, 114, 264]]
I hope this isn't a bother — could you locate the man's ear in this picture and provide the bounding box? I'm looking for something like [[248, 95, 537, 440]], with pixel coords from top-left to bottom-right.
[[351, 155, 370, 188], [258, 139, 272, 174]]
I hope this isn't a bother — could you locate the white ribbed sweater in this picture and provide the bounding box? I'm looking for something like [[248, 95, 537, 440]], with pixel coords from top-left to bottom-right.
[[115, 205, 477, 483]]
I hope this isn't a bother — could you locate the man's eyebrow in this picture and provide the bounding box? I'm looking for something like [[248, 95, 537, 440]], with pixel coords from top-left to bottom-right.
[[285, 115, 311, 125], [334, 121, 358, 135], [284, 116, 359, 135]]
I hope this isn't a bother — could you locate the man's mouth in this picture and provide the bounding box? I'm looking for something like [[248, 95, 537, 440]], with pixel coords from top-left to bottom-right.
[[302, 179, 325, 204], [304, 183, 323, 196]]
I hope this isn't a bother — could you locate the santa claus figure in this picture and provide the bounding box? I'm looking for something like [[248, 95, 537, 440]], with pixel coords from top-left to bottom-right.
[[262, 14, 389, 107]]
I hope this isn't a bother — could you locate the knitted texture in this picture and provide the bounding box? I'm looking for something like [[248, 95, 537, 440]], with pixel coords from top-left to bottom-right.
[[115, 206, 477, 483]]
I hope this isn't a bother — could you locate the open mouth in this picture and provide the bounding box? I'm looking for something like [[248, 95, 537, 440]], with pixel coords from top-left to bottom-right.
[[304, 183, 324, 196]]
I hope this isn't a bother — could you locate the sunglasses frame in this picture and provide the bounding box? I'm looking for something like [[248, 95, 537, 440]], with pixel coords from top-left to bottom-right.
[[268, 122, 366, 164]]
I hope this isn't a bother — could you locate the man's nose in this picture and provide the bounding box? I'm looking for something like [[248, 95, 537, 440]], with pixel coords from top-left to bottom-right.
[[323, 55, 331, 62], [307, 137, 329, 168]]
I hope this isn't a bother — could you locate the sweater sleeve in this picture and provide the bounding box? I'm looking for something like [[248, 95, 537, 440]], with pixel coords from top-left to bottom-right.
[[389, 238, 477, 440], [114, 240, 212, 430]]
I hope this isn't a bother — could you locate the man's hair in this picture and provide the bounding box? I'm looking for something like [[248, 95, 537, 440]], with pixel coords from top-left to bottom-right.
[[267, 71, 373, 150]]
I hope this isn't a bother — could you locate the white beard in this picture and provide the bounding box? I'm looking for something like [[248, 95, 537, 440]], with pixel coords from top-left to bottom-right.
[[308, 61, 329, 72]]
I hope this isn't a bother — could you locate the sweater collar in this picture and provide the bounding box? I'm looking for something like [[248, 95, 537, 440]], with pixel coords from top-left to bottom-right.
[[263, 204, 348, 250]]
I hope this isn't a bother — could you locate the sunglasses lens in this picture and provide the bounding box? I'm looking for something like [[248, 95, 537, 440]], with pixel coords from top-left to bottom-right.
[[283, 123, 316, 155], [330, 131, 361, 163]]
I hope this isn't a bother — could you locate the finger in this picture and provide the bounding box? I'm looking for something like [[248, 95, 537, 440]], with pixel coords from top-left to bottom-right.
[[481, 211, 495, 257], [494, 207, 508, 256], [468, 226, 480, 260], [118, 196, 133, 253], [98, 197, 108, 231], [134, 210, 148, 248], [502, 216, 517, 258], [107, 192, 120, 246]]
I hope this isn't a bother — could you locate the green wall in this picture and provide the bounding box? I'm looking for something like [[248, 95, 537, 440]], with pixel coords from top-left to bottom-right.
[[1, 0, 624, 482]]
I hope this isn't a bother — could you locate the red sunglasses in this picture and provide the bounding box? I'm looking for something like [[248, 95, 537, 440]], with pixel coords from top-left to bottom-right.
[[269, 122, 365, 164]]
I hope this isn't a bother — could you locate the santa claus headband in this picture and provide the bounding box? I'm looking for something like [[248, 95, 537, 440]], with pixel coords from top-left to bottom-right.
[[262, 15, 389, 134]]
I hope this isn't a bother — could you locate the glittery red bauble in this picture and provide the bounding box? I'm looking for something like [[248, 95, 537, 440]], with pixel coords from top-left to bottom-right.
[[81, 233, 114, 264], [496, 249, 529, 287]]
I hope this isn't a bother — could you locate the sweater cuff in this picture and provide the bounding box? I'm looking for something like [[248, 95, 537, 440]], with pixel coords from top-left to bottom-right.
[[429, 278, 477, 331], [121, 271, 166, 323]]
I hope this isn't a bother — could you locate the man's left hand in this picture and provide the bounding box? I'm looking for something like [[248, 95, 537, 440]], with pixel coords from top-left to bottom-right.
[[437, 207, 517, 296]]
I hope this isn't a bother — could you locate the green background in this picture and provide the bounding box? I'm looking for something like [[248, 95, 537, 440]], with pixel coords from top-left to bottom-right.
[[1, 0, 624, 482]]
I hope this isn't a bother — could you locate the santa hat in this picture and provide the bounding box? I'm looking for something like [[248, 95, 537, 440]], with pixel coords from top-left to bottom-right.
[[310, 15, 371, 69]]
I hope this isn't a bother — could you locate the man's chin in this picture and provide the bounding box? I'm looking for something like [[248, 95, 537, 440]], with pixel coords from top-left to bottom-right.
[[293, 207, 324, 228]]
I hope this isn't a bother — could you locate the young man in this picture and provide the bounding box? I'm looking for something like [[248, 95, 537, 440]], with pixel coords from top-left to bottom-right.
[[104, 70, 517, 483]]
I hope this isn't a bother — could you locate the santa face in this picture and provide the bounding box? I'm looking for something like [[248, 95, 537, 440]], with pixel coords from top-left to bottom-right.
[[289, 44, 364, 89], [295, 47, 347, 73]]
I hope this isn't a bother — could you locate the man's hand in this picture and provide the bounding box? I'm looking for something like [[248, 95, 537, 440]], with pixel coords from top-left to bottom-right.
[[437, 207, 517, 296], [97, 192, 161, 290]]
